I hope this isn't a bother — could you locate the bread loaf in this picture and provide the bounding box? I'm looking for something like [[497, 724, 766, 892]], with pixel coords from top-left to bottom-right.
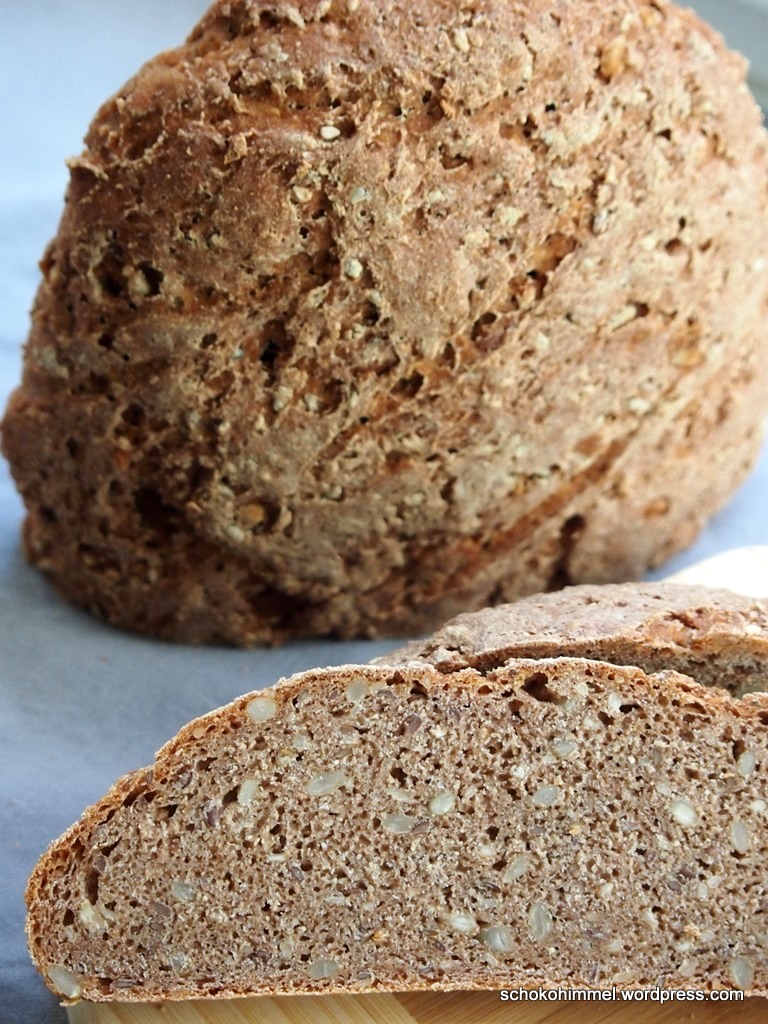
[[2, 0, 768, 645], [26, 583, 768, 1001], [383, 581, 768, 697]]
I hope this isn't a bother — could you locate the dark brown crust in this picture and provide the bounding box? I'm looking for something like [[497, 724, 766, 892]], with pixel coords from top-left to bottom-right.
[[2, 0, 768, 644], [24, 582, 768, 1001]]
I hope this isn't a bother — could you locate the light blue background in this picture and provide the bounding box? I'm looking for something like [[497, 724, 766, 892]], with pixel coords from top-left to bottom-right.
[[1, 4, 766, 1022]]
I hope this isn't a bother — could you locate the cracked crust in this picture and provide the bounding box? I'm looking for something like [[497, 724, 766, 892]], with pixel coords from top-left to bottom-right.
[[379, 582, 768, 696], [25, 581, 768, 1001], [3, 0, 768, 644]]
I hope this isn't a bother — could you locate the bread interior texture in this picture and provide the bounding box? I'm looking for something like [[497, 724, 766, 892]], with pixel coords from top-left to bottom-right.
[[27, 658, 768, 1000]]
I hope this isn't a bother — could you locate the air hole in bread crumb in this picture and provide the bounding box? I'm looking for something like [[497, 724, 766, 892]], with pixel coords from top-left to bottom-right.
[[362, 301, 380, 325], [421, 86, 446, 123], [533, 232, 577, 274], [121, 403, 145, 428], [121, 785, 147, 809], [514, 268, 547, 303], [471, 312, 499, 345], [681, 700, 708, 717], [258, 11, 282, 30], [440, 150, 473, 171], [137, 263, 163, 296], [229, 72, 272, 101], [259, 321, 296, 381], [325, 117, 357, 139], [392, 372, 424, 398], [523, 672, 566, 705], [84, 865, 99, 904], [732, 739, 747, 760], [304, 379, 344, 413], [441, 342, 457, 368], [134, 487, 178, 536], [310, 248, 339, 283]]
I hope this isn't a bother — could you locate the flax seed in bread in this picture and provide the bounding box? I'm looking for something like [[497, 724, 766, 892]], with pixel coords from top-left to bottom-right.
[[25, 583, 768, 1001], [3, 0, 768, 644]]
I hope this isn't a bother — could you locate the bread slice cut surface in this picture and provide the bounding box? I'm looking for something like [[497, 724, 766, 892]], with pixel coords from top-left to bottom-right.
[[26, 626, 768, 1001]]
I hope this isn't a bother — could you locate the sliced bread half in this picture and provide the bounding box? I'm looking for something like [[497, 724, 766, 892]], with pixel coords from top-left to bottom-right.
[[26, 583, 768, 1001]]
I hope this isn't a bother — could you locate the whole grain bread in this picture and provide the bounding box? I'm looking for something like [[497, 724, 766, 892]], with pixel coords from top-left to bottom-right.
[[26, 582, 768, 1001], [3, 1, 768, 646], [382, 581, 768, 697]]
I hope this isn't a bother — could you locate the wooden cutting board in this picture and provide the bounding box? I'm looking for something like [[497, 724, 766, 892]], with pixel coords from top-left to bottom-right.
[[66, 547, 768, 1024], [66, 988, 768, 1024]]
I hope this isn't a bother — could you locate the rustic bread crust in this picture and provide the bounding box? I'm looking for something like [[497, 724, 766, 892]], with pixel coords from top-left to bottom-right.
[[2, 0, 768, 644], [380, 581, 768, 696], [25, 582, 768, 1001]]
